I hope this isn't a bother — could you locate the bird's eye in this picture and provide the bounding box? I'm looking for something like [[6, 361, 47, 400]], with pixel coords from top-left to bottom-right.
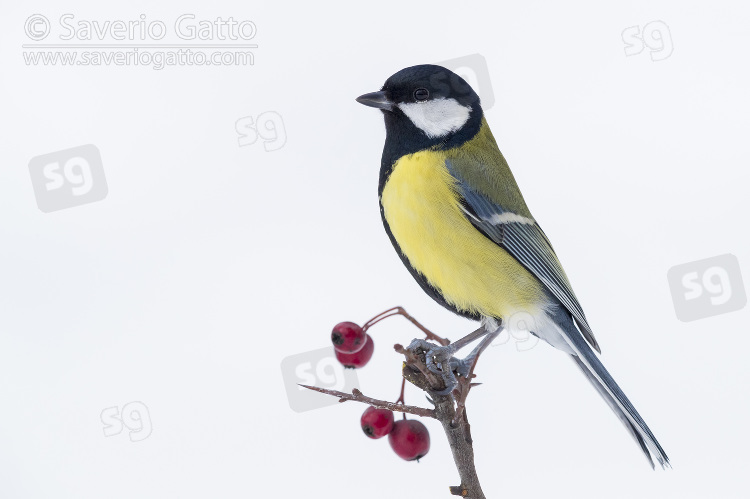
[[414, 88, 429, 101]]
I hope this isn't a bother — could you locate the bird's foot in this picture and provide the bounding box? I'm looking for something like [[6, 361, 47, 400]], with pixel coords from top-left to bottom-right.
[[406, 339, 473, 396]]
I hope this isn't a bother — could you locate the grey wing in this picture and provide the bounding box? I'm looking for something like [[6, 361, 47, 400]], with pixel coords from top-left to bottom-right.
[[445, 165, 672, 469], [446, 160, 601, 353]]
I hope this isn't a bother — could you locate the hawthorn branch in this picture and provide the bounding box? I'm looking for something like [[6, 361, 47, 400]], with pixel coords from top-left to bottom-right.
[[398, 346, 486, 499], [305, 307, 487, 498], [363, 306, 450, 346], [452, 353, 482, 427], [299, 385, 435, 418]]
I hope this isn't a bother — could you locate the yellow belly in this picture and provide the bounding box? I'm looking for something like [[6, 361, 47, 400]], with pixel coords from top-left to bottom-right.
[[380, 149, 546, 319]]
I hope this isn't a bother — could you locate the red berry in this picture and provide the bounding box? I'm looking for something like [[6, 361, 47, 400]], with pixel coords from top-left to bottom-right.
[[388, 419, 430, 461], [331, 322, 367, 353], [360, 407, 395, 439], [334, 334, 374, 368]]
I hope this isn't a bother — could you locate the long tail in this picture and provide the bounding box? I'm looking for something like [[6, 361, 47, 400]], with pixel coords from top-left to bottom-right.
[[563, 320, 670, 469]]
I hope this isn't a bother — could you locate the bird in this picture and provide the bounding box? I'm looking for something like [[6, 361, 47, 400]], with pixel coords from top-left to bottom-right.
[[355, 64, 670, 469]]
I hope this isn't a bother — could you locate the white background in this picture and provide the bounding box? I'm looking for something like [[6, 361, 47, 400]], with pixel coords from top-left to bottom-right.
[[1, 1, 749, 498]]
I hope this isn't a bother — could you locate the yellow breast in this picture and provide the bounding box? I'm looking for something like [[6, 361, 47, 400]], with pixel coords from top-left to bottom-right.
[[380, 149, 546, 319]]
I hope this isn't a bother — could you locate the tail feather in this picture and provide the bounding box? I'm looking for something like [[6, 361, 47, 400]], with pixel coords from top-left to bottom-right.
[[571, 355, 656, 469], [561, 318, 670, 468]]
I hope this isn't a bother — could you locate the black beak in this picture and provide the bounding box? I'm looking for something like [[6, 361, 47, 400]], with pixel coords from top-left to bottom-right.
[[356, 91, 393, 111]]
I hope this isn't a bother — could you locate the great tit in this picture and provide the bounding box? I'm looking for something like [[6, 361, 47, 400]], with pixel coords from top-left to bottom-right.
[[356, 64, 670, 469]]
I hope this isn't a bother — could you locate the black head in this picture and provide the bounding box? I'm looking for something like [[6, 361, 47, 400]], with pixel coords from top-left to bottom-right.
[[357, 65, 484, 171], [357, 64, 480, 112]]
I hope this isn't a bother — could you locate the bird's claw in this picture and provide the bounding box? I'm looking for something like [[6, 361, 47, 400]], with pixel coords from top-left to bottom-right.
[[407, 339, 472, 396], [432, 372, 458, 396], [407, 339, 455, 373]]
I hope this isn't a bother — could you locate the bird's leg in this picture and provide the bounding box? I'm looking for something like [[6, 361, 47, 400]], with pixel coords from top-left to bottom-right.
[[407, 323, 501, 396], [450, 326, 503, 426], [457, 325, 504, 374]]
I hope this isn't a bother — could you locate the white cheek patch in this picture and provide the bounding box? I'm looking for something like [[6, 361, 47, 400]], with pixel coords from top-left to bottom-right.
[[397, 97, 472, 139]]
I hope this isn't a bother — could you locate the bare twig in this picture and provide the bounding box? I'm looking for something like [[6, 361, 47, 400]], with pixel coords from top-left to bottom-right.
[[437, 397, 484, 499], [363, 306, 450, 346], [396, 376, 406, 404], [299, 385, 435, 418], [398, 345, 486, 499], [452, 353, 481, 427]]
